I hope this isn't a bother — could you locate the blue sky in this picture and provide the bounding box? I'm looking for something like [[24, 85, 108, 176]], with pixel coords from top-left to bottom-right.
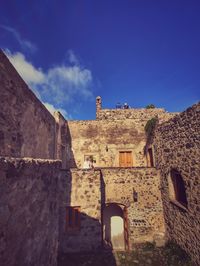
[[1, 0, 200, 120]]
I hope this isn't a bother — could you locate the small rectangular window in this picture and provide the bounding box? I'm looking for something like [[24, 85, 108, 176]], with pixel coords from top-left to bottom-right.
[[168, 169, 188, 210], [119, 151, 133, 167], [66, 206, 80, 231]]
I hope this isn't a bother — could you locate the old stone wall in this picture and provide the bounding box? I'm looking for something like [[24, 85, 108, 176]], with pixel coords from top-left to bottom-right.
[[0, 157, 62, 266], [59, 168, 165, 252], [96, 108, 177, 122], [59, 169, 102, 252], [101, 168, 165, 245], [54, 112, 69, 168], [67, 107, 177, 169], [153, 102, 200, 265], [67, 119, 148, 168], [0, 50, 56, 159]]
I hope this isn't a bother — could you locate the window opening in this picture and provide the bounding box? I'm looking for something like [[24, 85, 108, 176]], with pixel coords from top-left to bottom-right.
[[66, 206, 80, 231], [170, 169, 188, 208]]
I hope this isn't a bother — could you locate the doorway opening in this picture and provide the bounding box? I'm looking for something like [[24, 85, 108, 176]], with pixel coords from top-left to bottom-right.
[[147, 148, 154, 167], [102, 203, 129, 250]]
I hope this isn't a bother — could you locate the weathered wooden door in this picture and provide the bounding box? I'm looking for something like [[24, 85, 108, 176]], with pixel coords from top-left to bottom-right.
[[119, 151, 132, 167], [147, 148, 154, 167], [123, 207, 129, 250]]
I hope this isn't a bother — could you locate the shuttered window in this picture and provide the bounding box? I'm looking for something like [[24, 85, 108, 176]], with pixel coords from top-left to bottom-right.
[[119, 151, 133, 167]]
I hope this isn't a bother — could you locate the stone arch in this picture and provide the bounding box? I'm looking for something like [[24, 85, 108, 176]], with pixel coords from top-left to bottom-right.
[[102, 203, 128, 250]]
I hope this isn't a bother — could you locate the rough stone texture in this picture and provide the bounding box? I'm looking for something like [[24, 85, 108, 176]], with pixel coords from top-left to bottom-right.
[[0, 50, 56, 159], [67, 119, 148, 168], [0, 157, 62, 266], [96, 108, 177, 122], [153, 102, 200, 265], [59, 169, 102, 252], [67, 103, 177, 169], [59, 168, 165, 252], [54, 112, 69, 168], [101, 168, 165, 245], [1, 48, 199, 263]]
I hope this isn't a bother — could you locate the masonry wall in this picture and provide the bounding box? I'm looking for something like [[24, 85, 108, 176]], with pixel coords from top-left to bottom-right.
[[153, 102, 200, 265], [68, 119, 148, 168], [68, 107, 177, 169], [0, 50, 56, 159], [101, 168, 165, 245], [59, 168, 165, 252], [0, 157, 61, 266], [59, 169, 102, 253], [96, 108, 177, 122]]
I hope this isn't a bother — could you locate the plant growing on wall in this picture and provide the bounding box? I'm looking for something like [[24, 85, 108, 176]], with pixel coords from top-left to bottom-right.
[[146, 104, 156, 109], [145, 117, 158, 136], [144, 117, 158, 154]]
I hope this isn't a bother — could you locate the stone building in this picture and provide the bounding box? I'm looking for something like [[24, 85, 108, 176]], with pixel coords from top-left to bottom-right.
[[0, 49, 199, 265]]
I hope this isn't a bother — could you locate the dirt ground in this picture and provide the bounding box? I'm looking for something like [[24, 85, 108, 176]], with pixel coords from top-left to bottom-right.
[[58, 242, 192, 266]]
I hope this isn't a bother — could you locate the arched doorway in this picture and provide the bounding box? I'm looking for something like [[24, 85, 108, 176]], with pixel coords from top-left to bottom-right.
[[103, 203, 128, 250]]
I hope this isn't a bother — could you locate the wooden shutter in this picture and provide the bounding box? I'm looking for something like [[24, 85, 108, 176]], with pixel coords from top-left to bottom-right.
[[126, 152, 132, 167], [119, 152, 125, 167], [119, 151, 132, 167]]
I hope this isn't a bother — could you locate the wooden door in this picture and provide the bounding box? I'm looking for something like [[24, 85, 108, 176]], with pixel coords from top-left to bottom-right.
[[123, 207, 129, 251], [147, 148, 154, 167], [119, 151, 132, 167]]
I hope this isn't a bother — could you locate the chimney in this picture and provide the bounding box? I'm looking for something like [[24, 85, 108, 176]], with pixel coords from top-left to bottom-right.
[[96, 96, 102, 118]]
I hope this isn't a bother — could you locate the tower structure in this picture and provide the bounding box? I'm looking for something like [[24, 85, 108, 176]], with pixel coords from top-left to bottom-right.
[[96, 96, 102, 119]]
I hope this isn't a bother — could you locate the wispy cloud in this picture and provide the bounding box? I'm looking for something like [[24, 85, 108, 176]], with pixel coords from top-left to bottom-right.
[[43, 102, 70, 119], [1, 25, 37, 52], [68, 49, 80, 65], [5, 50, 94, 118]]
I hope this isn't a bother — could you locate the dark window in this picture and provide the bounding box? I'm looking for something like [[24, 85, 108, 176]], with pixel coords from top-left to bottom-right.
[[148, 148, 154, 167], [133, 189, 138, 202], [171, 170, 187, 207], [66, 207, 80, 231]]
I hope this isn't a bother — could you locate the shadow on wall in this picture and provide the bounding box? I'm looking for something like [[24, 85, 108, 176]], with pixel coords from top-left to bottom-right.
[[0, 158, 61, 266], [58, 249, 117, 266], [58, 169, 117, 265], [65, 122, 77, 168], [57, 211, 117, 266]]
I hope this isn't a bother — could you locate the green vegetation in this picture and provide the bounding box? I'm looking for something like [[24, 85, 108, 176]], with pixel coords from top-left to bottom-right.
[[146, 104, 156, 109], [145, 117, 158, 137], [144, 117, 158, 154]]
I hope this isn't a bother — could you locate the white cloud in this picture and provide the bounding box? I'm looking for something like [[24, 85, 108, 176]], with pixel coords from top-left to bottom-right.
[[5, 50, 94, 118], [1, 25, 37, 52], [46, 65, 93, 103], [43, 102, 69, 119], [68, 49, 79, 65], [6, 51, 45, 84]]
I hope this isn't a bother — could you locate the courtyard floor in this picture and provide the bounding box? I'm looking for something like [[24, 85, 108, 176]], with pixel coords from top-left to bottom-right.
[[58, 242, 192, 266]]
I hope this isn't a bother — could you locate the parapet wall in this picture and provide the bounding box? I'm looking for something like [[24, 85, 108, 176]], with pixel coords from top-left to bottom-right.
[[96, 108, 177, 122], [0, 50, 56, 159], [153, 102, 200, 265], [0, 157, 62, 266]]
